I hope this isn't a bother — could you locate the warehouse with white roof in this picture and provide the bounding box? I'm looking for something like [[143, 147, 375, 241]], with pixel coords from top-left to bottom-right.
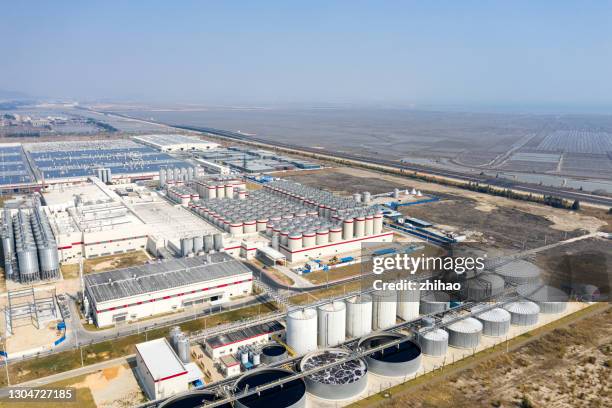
[[83, 252, 252, 327], [133, 134, 219, 152]]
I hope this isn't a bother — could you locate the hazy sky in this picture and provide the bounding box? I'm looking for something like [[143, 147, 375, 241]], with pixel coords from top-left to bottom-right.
[[2, 1, 611, 109]]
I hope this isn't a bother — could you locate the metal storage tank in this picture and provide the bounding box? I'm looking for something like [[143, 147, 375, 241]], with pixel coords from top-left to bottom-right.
[[371, 290, 397, 330], [517, 284, 568, 314], [495, 260, 541, 285], [230, 221, 244, 236], [446, 317, 483, 349], [419, 291, 450, 315], [256, 218, 268, 232], [177, 335, 190, 363], [280, 230, 290, 246], [358, 333, 421, 377], [213, 233, 223, 251], [169, 326, 182, 349], [187, 166, 195, 180], [159, 168, 167, 186], [180, 237, 193, 256], [207, 185, 217, 199], [17, 247, 40, 283], [193, 235, 204, 253], [345, 294, 373, 338], [373, 212, 383, 234], [317, 302, 346, 347], [315, 228, 329, 245], [238, 188, 247, 200], [364, 214, 374, 236], [288, 232, 302, 251], [418, 328, 449, 356], [225, 184, 234, 198], [286, 308, 318, 355], [329, 226, 342, 242], [271, 234, 280, 250], [352, 193, 362, 203], [354, 216, 365, 238], [299, 349, 367, 400], [38, 245, 59, 280], [204, 234, 214, 252], [393, 188, 400, 199], [462, 273, 505, 301], [342, 218, 354, 240], [173, 167, 180, 180], [261, 343, 288, 364], [363, 192, 371, 204], [234, 368, 306, 408], [503, 301, 540, 326], [398, 285, 421, 322], [474, 307, 511, 337], [216, 184, 226, 199], [302, 231, 316, 248]]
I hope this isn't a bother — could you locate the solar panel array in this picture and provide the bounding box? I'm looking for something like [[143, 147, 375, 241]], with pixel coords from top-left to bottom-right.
[[0, 145, 35, 186]]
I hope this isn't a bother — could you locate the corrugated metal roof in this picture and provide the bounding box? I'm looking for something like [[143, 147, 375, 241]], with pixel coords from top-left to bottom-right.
[[84, 252, 251, 303], [206, 321, 285, 349]]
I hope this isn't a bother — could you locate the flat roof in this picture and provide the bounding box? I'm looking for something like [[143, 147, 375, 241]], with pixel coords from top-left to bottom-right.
[[135, 338, 186, 381], [206, 321, 284, 349], [133, 134, 219, 148], [84, 252, 251, 304]]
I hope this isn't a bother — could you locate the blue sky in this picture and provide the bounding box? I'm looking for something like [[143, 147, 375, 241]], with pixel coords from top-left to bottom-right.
[[1, 1, 611, 110]]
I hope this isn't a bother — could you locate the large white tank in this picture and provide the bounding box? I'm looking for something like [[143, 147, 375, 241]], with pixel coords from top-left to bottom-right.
[[372, 290, 397, 330], [224, 184, 234, 198], [230, 222, 244, 236], [256, 218, 268, 232], [317, 302, 346, 347], [316, 229, 329, 245], [302, 231, 316, 248], [243, 220, 257, 234], [373, 212, 384, 234], [287, 308, 318, 355], [329, 226, 342, 242], [288, 232, 303, 251], [354, 216, 365, 238], [365, 215, 374, 236], [216, 184, 225, 199], [345, 294, 373, 338], [207, 185, 217, 200], [342, 218, 354, 240], [398, 285, 421, 321]]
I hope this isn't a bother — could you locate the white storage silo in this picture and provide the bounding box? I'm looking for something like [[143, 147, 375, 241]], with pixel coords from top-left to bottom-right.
[[398, 285, 421, 321], [329, 226, 342, 242], [474, 307, 511, 337], [372, 290, 397, 330], [238, 188, 247, 200], [345, 294, 373, 338], [353, 193, 362, 203], [286, 308, 318, 355], [517, 284, 568, 314], [354, 216, 365, 238], [207, 185, 217, 200], [302, 231, 316, 248], [363, 191, 371, 203], [315, 228, 329, 245], [230, 221, 244, 236], [504, 301, 540, 326], [280, 230, 289, 246], [495, 260, 541, 285], [288, 232, 303, 251], [373, 212, 383, 234], [418, 328, 449, 356], [317, 302, 346, 347], [342, 218, 354, 240], [446, 317, 483, 349], [364, 214, 374, 236], [225, 184, 234, 198], [256, 218, 268, 232], [243, 220, 257, 234], [420, 291, 450, 315], [216, 184, 225, 199]]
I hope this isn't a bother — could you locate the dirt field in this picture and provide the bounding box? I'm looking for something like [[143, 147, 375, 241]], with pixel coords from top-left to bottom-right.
[[372, 306, 611, 408], [60, 251, 150, 279]]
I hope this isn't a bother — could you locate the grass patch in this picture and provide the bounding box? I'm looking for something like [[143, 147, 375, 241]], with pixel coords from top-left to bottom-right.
[[303, 263, 362, 285], [0, 373, 96, 408]]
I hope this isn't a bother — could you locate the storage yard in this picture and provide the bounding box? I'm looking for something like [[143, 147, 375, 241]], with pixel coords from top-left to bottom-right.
[[0, 134, 609, 408]]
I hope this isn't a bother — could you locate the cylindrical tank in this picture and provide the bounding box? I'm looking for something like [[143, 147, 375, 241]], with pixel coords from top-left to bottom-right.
[[317, 302, 346, 347], [504, 301, 540, 326], [38, 245, 59, 280], [271, 234, 280, 250], [474, 307, 511, 337], [371, 290, 397, 330], [180, 237, 193, 256], [177, 335, 190, 363], [517, 284, 568, 314], [393, 188, 400, 199], [364, 215, 374, 236], [315, 229, 329, 245], [243, 220, 256, 234], [301, 231, 315, 248], [17, 248, 40, 283], [288, 232, 302, 251], [234, 368, 306, 408], [204, 234, 214, 252], [329, 226, 342, 243], [495, 260, 541, 285], [230, 222, 244, 236], [187, 166, 195, 180], [261, 343, 288, 364], [216, 184, 226, 199], [345, 294, 373, 338], [213, 233, 223, 251], [446, 317, 483, 349], [418, 328, 449, 356], [207, 185, 217, 200], [159, 168, 167, 187], [238, 188, 247, 200], [256, 218, 268, 232], [169, 326, 182, 349], [354, 216, 365, 238], [193, 235, 204, 253], [419, 291, 450, 315], [225, 184, 234, 198], [252, 352, 261, 366], [352, 193, 362, 203], [358, 333, 421, 377], [299, 349, 367, 400], [342, 218, 354, 241], [173, 167, 180, 181], [280, 230, 289, 246], [373, 212, 383, 234], [286, 308, 318, 355], [398, 285, 421, 322], [363, 192, 371, 203], [462, 273, 505, 301], [241, 350, 249, 365]]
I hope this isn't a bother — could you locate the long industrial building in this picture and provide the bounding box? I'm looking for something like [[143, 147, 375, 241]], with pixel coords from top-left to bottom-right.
[[83, 252, 252, 327], [132, 134, 219, 152]]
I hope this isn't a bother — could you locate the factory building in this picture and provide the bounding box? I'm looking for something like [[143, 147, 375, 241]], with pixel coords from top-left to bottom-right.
[[83, 252, 252, 327], [204, 321, 285, 359], [135, 338, 203, 400], [133, 134, 219, 152]]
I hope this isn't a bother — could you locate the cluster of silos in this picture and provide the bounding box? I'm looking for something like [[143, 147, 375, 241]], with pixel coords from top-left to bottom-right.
[[194, 178, 247, 200], [95, 167, 112, 183], [516, 283, 569, 314], [444, 317, 483, 349], [352, 191, 372, 204], [179, 233, 223, 257], [299, 349, 368, 400], [238, 345, 262, 367], [264, 179, 368, 219], [158, 166, 195, 187], [473, 306, 511, 337], [461, 273, 505, 302], [494, 260, 542, 285], [169, 326, 190, 364], [419, 291, 450, 315], [2, 207, 60, 283], [358, 332, 422, 377], [167, 185, 199, 206]]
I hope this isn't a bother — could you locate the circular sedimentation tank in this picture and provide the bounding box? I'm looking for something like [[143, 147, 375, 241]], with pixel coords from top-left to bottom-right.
[[418, 328, 449, 356], [299, 349, 368, 400], [503, 300, 540, 326], [234, 368, 306, 408], [495, 260, 541, 285], [261, 343, 288, 365], [516, 284, 568, 314], [419, 291, 450, 315], [159, 390, 232, 408], [445, 317, 483, 349], [473, 306, 511, 337], [358, 333, 421, 377]]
